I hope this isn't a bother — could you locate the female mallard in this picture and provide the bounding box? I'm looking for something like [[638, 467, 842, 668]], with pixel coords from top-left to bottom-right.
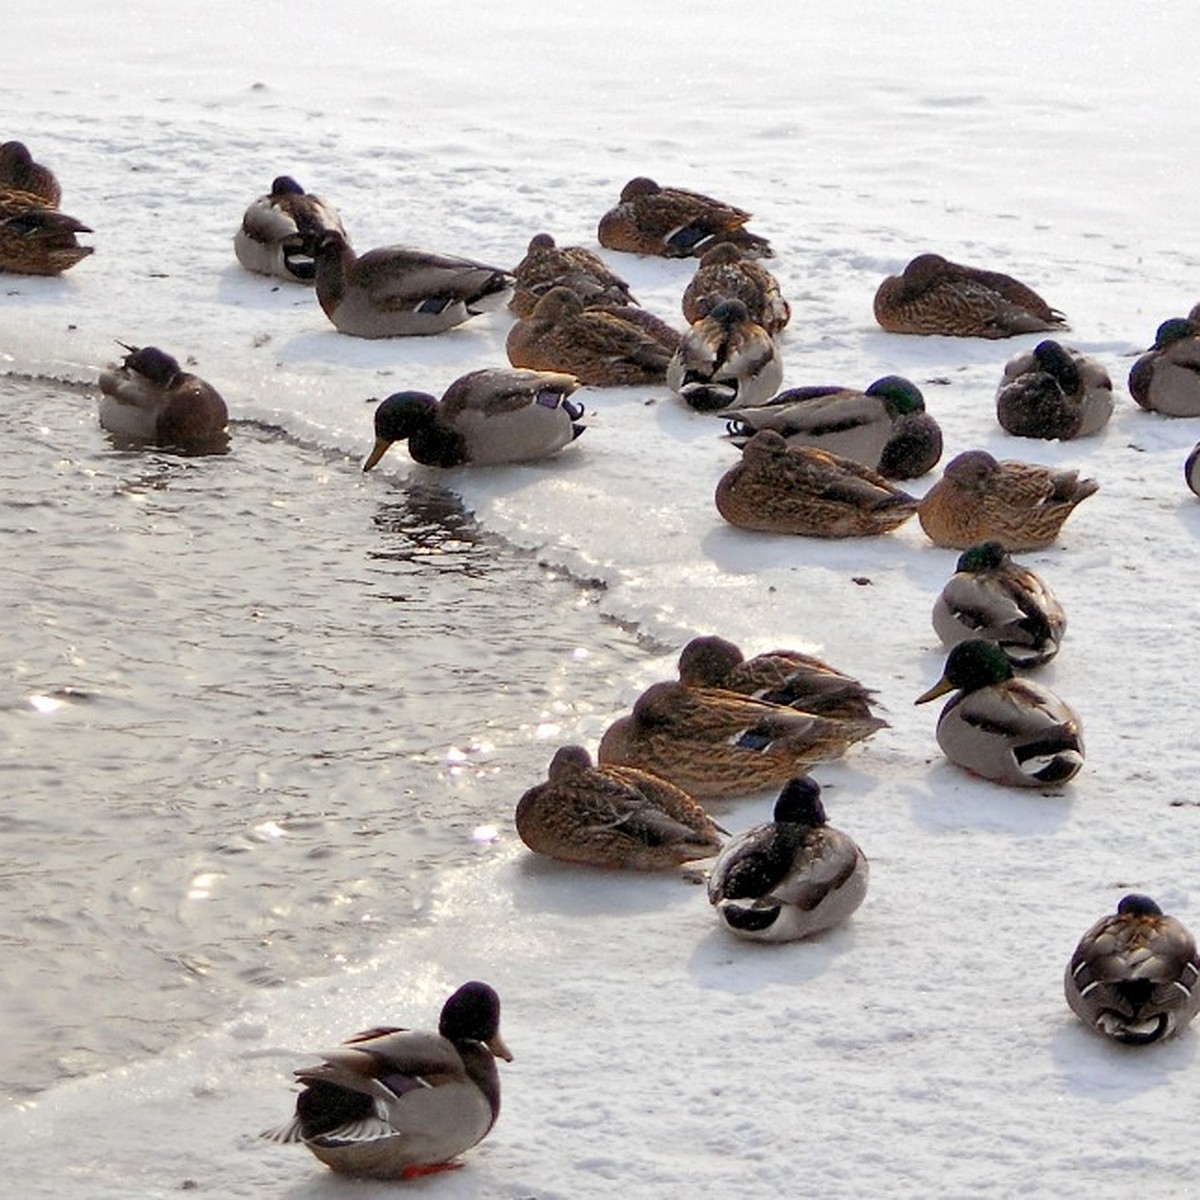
[[506, 285, 679, 386], [262, 980, 512, 1180], [1065, 894, 1200, 1046], [915, 638, 1084, 787], [681, 243, 791, 334], [97, 345, 229, 451], [707, 776, 868, 942], [233, 175, 346, 283], [0, 201, 93, 275], [932, 541, 1066, 668], [996, 339, 1113, 440], [1128, 308, 1200, 417], [0, 140, 62, 207], [667, 299, 783, 412], [597, 680, 885, 801], [362, 368, 584, 470], [597, 176, 773, 259], [514, 744, 724, 870], [716, 430, 920, 537], [509, 232, 637, 318], [874, 253, 1068, 338], [918, 449, 1098, 551], [724, 375, 942, 480], [676, 635, 879, 722], [312, 229, 513, 338]]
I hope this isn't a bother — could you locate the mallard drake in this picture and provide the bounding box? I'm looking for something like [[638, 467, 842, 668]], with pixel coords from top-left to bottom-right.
[[233, 175, 346, 284], [0, 201, 93, 275], [707, 776, 869, 942], [506, 285, 679, 385], [514, 744, 724, 870], [1065, 894, 1200, 1046], [996, 339, 1113, 440], [312, 230, 513, 338], [723, 375, 942, 480], [1128, 310, 1200, 417], [262, 980, 511, 1180], [932, 541, 1066, 668], [597, 176, 773, 259], [509, 232, 637, 318], [716, 430, 920, 537], [915, 638, 1084, 787], [362, 368, 584, 470], [681, 243, 791, 334], [0, 141, 62, 207], [676, 635, 879, 721], [597, 680, 885, 801], [97, 345, 229, 451], [667, 299, 783, 412], [918, 449, 1097, 551], [874, 253, 1068, 338]]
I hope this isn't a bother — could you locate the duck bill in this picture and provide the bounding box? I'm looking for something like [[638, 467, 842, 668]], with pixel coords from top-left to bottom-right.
[[914, 676, 954, 705], [361, 437, 393, 472], [486, 1032, 514, 1063]]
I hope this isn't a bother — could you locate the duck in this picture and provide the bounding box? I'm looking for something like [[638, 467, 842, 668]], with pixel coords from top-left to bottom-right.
[[1185, 442, 1200, 498], [667, 299, 784, 412], [597, 176, 773, 259], [676, 635, 879, 722], [715, 431, 920, 537], [514, 744, 725, 870], [597, 680, 885, 801], [0, 140, 62, 207], [261, 980, 512, 1180], [918, 449, 1098, 551], [1065, 894, 1200, 1046], [1128, 308, 1200, 417], [681, 243, 791, 334], [312, 229, 514, 338], [509, 232, 637, 317], [97, 344, 229, 451], [0, 201, 93, 275], [996, 339, 1114, 440], [932, 541, 1066, 668], [723, 375, 942, 480], [506, 285, 679, 385], [233, 175, 346, 284], [873, 253, 1068, 338], [362, 368, 585, 470], [915, 638, 1084, 787], [707, 776, 869, 942]]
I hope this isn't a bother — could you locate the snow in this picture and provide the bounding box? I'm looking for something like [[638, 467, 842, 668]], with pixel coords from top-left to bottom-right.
[[5, 2, 1200, 1196]]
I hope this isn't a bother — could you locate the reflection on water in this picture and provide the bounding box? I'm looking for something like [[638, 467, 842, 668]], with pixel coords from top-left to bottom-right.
[[0, 378, 657, 1101]]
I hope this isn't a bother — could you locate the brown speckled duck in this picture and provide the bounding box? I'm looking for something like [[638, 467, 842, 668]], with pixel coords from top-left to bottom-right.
[[98, 345, 229, 452], [597, 680, 885, 801], [262, 981, 511, 1180], [918, 449, 1098, 551], [509, 232, 637, 317], [597, 176, 772, 259], [515, 744, 724, 870], [1065, 894, 1200, 1045], [677, 635, 879, 722], [915, 639, 1084, 788], [996, 340, 1113, 440], [667, 299, 783, 412], [1128, 308, 1200, 417], [716, 431, 920, 537], [506, 285, 679, 385], [313, 230, 514, 338], [234, 175, 346, 283], [681, 243, 791, 334], [707, 776, 869, 942], [0, 140, 62, 207], [874, 253, 1068, 338], [0, 199, 93, 275]]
